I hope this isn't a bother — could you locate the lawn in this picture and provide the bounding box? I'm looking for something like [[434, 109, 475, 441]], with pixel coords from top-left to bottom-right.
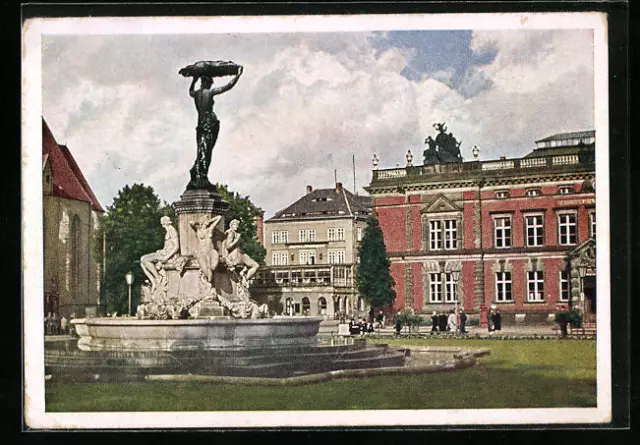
[[45, 339, 596, 412]]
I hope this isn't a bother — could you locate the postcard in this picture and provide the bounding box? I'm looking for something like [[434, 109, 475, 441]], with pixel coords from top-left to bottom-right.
[[23, 11, 611, 429]]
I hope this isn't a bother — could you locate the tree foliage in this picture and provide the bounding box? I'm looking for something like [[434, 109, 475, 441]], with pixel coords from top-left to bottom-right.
[[102, 184, 174, 314], [215, 183, 266, 265], [356, 214, 396, 308]]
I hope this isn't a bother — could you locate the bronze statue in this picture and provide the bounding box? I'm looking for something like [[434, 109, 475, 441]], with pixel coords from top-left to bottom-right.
[[423, 122, 463, 164], [179, 61, 243, 190]]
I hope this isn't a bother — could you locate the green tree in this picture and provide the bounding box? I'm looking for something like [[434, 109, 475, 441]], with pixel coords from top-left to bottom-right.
[[102, 184, 173, 314], [356, 214, 396, 308], [215, 183, 266, 265]]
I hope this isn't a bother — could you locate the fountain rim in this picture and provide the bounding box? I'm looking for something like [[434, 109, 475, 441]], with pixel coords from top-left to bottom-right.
[[70, 316, 324, 327]]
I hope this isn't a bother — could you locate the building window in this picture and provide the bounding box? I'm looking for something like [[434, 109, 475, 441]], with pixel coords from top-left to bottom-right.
[[299, 229, 316, 243], [444, 220, 458, 250], [495, 191, 509, 199], [525, 214, 544, 247], [328, 250, 345, 264], [318, 297, 327, 315], [559, 271, 570, 302], [495, 272, 513, 302], [589, 211, 596, 238], [526, 189, 541, 197], [429, 273, 443, 303], [494, 217, 512, 248], [559, 186, 573, 195], [429, 219, 458, 250], [327, 228, 336, 241], [301, 297, 311, 315], [357, 227, 363, 242], [271, 231, 289, 244], [558, 213, 577, 245], [299, 250, 317, 265], [444, 272, 458, 303], [272, 251, 288, 266], [429, 221, 442, 250], [527, 271, 545, 302]]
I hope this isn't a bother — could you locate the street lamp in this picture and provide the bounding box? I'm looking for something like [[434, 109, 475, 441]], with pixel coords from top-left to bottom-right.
[[125, 271, 134, 316], [451, 268, 461, 334]]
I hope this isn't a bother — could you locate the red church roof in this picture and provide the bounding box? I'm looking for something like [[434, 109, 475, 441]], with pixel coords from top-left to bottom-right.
[[42, 118, 104, 212]]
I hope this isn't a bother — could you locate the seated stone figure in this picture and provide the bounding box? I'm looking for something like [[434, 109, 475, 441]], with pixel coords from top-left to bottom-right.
[[220, 219, 259, 282], [140, 216, 179, 293]]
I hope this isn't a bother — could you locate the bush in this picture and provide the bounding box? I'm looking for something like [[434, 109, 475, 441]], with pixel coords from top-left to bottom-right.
[[466, 317, 480, 327], [554, 310, 583, 328], [397, 309, 424, 333]]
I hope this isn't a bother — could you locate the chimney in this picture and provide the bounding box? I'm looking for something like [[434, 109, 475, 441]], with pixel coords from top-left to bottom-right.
[[255, 213, 264, 246], [306, 185, 313, 194], [335, 182, 343, 192], [500, 156, 506, 161]]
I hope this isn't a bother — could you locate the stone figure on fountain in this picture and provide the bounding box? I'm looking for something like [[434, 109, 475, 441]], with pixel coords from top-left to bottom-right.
[[190, 214, 224, 284], [140, 216, 180, 294]]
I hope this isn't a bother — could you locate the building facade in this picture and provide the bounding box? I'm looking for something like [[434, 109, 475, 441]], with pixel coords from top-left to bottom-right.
[[251, 183, 372, 319], [366, 131, 596, 325], [43, 118, 105, 319]]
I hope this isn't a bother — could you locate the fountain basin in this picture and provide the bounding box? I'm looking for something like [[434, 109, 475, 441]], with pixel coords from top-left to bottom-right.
[[71, 316, 323, 351]]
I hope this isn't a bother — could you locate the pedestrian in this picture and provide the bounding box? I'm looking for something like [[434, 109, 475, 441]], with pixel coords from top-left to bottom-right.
[[438, 312, 448, 332], [367, 322, 375, 334], [447, 309, 457, 333], [494, 309, 502, 331], [359, 318, 367, 336], [459, 309, 468, 334], [348, 318, 358, 335], [431, 311, 438, 332], [376, 311, 384, 329], [395, 316, 402, 336], [488, 309, 495, 333], [60, 316, 68, 335]]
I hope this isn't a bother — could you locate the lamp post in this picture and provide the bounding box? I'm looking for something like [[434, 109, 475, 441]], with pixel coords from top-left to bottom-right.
[[451, 268, 461, 334], [125, 271, 134, 317]]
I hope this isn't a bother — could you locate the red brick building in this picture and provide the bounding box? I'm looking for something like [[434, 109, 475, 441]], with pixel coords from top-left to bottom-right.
[[366, 131, 596, 325]]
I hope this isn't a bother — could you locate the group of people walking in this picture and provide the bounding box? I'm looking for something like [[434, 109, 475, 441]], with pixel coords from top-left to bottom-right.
[[349, 318, 375, 335], [430, 309, 468, 334]]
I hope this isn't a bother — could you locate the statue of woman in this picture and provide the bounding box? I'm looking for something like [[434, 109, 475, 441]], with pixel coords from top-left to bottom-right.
[[189, 215, 223, 283], [220, 219, 259, 283]]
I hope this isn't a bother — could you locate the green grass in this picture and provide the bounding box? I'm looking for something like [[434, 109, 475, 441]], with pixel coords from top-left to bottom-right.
[[45, 339, 596, 412]]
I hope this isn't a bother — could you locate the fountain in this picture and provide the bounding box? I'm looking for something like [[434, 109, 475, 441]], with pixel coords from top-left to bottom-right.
[[45, 61, 486, 383]]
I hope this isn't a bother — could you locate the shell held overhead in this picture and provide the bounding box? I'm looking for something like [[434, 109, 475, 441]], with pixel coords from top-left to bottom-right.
[[179, 60, 242, 78]]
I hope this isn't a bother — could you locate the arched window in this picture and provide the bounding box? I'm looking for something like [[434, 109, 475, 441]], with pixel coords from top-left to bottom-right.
[[70, 215, 82, 301], [285, 298, 294, 316], [343, 296, 350, 315], [318, 297, 327, 316], [301, 297, 311, 315]]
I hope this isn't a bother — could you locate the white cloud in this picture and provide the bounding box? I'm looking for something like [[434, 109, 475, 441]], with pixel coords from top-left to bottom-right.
[[42, 29, 594, 218]]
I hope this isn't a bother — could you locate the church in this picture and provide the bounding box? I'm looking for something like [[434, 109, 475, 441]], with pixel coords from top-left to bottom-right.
[[42, 118, 105, 319]]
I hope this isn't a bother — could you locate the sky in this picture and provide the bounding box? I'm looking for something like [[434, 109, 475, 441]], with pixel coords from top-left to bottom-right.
[[41, 25, 595, 218]]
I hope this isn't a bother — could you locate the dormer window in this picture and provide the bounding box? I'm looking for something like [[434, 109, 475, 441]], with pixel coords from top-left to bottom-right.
[[526, 189, 541, 197], [495, 191, 509, 199], [559, 186, 573, 195]]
